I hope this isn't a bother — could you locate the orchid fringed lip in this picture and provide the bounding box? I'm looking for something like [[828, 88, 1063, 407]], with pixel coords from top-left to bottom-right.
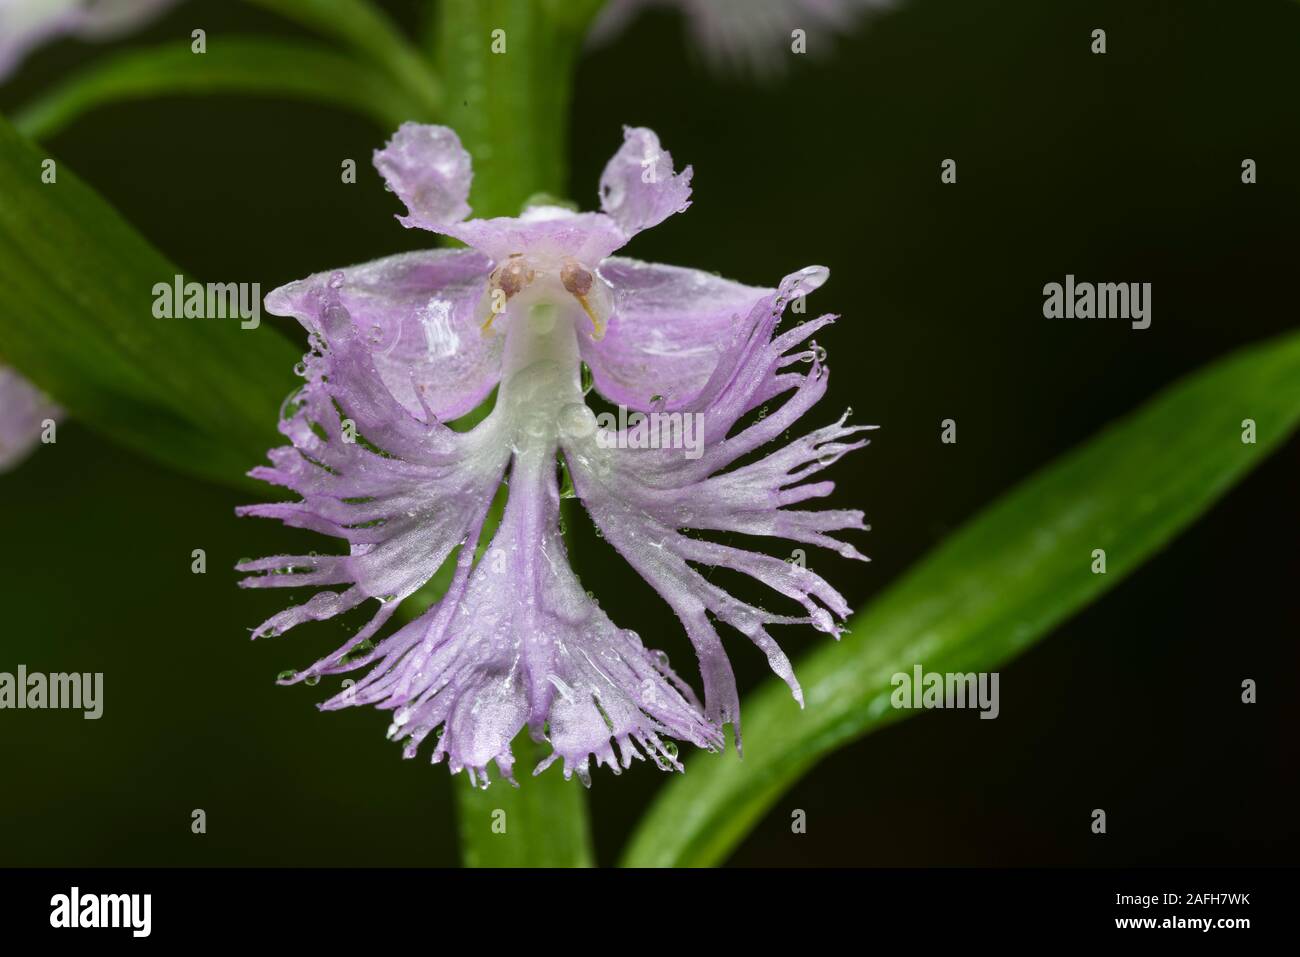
[[238, 123, 872, 787]]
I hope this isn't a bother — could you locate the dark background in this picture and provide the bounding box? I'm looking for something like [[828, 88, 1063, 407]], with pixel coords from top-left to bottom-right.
[[1, 0, 1297, 866]]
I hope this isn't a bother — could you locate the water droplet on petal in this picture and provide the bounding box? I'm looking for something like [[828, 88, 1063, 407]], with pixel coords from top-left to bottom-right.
[[557, 402, 596, 440], [278, 386, 305, 422]]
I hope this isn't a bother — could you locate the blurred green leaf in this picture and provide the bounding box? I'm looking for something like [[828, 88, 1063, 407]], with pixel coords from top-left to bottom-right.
[[0, 114, 299, 487], [14, 38, 424, 140], [624, 328, 1300, 867], [245, 0, 441, 116]]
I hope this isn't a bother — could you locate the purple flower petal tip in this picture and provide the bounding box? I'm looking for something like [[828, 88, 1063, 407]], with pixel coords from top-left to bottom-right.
[[242, 124, 869, 785], [599, 126, 693, 235], [0, 367, 59, 472], [373, 123, 474, 230], [0, 0, 179, 81]]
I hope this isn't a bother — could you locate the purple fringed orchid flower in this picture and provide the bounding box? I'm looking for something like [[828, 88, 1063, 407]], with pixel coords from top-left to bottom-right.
[[0, 366, 59, 472], [238, 123, 871, 786], [589, 0, 893, 74], [0, 0, 177, 80]]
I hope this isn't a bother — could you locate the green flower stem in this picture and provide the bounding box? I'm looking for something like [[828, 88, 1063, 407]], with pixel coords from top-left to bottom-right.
[[434, 0, 605, 218], [429, 0, 605, 868]]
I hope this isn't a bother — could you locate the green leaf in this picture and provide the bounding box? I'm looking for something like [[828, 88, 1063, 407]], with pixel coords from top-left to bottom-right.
[[14, 38, 425, 140], [0, 113, 300, 488], [623, 328, 1300, 867], [245, 0, 441, 117]]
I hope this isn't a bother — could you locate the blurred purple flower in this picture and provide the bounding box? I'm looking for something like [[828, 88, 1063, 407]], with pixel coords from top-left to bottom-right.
[[0, 366, 59, 472], [0, 0, 177, 80], [239, 123, 870, 786], [588, 0, 894, 75]]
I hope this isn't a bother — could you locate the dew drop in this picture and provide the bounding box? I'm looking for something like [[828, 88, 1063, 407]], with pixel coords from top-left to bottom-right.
[[319, 301, 352, 338], [275, 670, 295, 682], [278, 387, 305, 422], [303, 674, 320, 687], [557, 402, 596, 440]]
